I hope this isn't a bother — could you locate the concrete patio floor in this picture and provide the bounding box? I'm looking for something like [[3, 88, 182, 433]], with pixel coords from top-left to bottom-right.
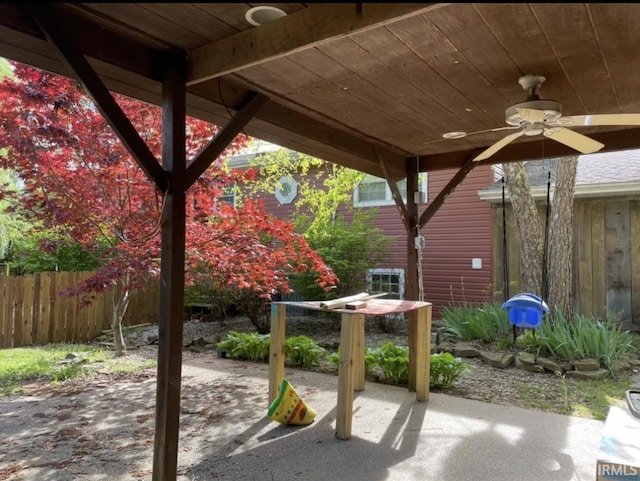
[[185, 358, 605, 481], [0, 356, 609, 480]]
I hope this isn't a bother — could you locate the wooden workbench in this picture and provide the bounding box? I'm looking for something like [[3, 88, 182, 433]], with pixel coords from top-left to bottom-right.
[[268, 298, 432, 440]]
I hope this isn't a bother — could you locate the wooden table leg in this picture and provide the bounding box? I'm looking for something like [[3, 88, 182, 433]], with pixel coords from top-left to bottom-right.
[[336, 312, 360, 440], [353, 313, 365, 392], [414, 304, 432, 401], [268, 303, 286, 405]]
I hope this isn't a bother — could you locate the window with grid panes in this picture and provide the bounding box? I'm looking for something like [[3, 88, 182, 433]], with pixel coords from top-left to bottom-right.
[[367, 268, 405, 299], [354, 174, 427, 208]]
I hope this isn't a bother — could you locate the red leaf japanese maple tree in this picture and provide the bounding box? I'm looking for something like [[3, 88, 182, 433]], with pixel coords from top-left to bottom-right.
[[0, 61, 337, 356]]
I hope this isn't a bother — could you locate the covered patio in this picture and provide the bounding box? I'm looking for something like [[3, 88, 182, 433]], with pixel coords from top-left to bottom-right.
[[1, 3, 639, 480]]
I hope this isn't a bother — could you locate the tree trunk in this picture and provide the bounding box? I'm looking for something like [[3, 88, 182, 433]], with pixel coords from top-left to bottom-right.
[[547, 155, 578, 318], [112, 279, 133, 357], [504, 162, 543, 296]]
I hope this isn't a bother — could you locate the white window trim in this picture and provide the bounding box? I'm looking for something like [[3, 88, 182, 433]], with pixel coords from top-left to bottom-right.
[[354, 174, 428, 207], [217, 183, 237, 207], [367, 268, 405, 300]]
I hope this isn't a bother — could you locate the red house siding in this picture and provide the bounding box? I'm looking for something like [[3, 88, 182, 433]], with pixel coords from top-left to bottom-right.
[[249, 164, 494, 319]]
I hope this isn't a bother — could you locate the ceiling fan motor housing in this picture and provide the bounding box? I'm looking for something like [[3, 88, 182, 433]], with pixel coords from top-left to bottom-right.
[[505, 99, 563, 126]]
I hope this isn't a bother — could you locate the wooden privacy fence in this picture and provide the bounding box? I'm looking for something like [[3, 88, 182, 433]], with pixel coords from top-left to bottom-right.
[[492, 198, 640, 331], [0, 271, 160, 348]]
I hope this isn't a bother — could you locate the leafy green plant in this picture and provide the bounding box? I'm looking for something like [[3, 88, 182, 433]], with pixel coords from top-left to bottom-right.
[[538, 312, 637, 367], [370, 342, 409, 384], [429, 352, 470, 389], [284, 335, 326, 368], [441, 302, 510, 343], [516, 329, 547, 355], [216, 331, 270, 362], [326, 346, 378, 377]]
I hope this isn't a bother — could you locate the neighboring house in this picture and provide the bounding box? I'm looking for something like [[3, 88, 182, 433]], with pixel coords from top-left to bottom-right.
[[228, 143, 495, 319], [479, 149, 640, 331]]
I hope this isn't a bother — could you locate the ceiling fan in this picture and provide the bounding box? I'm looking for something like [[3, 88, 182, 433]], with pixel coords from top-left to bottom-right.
[[443, 74, 640, 162]]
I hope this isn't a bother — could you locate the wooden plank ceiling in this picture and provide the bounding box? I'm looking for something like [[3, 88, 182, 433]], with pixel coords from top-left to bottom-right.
[[1, 3, 640, 180]]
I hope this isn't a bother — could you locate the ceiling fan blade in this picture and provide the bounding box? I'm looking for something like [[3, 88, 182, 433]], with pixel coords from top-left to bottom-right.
[[433, 125, 519, 144], [516, 107, 546, 123], [543, 127, 604, 154], [473, 130, 524, 161], [561, 113, 640, 127]]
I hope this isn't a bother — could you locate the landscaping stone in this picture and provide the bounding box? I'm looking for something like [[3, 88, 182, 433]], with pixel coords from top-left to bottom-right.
[[565, 368, 610, 380], [452, 342, 480, 358], [609, 359, 631, 375], [479, 350, 514, 369], [515, 352, 544, 372], [573, 359, 601, 371], [537, 357, 563, 375], [437, 341, 454, 354]]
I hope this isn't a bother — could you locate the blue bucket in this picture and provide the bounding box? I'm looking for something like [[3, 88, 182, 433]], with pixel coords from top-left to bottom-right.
[[501, 293, 549, 329]]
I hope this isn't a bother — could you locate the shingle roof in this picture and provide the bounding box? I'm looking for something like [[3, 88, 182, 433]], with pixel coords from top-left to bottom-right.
[[482, 149, 640, 192]]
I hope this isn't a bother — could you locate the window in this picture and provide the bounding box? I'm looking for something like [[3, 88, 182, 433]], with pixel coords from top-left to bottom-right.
[[367, 268, 405, 299], [217, 184, 237, 207], [354, 174, 427, 207]]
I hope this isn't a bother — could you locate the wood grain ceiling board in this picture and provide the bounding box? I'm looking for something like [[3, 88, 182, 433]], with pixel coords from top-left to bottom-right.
[[588, 3, 640, 112], [78, 3, 209, 49], [285, 42, 430, 146], [530, 3, 617, 114], [309, 35, 454, 139], [347, 22, 495, 137], [384, 11, 505, 123], [473, 3, 584, 114]]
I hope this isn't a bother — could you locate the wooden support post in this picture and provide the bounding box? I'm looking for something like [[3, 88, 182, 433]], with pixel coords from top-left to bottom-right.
[[336, 312, 358, 440], [152, 49, 187, 481], [415, 304, 432, 401], [269, 303, 286, 404], [406, 161, 420, 391], [353, 313, 365, 391]]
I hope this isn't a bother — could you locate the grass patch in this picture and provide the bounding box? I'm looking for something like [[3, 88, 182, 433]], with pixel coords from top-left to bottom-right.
[[567, 377, 632, 420], [513, 375, 631, 420], [514, 382, 554, 411], [0, 344, 154, 396]]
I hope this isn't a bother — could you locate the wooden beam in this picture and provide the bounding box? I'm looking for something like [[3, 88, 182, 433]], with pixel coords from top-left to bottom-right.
[[419, 156, 477, 227], [187, 3, 446, 85], [1, 4, 162, 81], [185, 92, 269, 188], [376, 148, 410, 230], [23, 4, 167, 191], [152, 49, 187, 481]]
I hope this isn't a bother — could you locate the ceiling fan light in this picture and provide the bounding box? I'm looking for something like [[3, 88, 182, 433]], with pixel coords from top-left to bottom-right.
[[523, 122, 544, 136], [245, 6, 287, 26]]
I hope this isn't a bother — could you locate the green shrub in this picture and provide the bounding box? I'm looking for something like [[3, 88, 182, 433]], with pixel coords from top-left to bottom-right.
[[516, 329, 547, 355], [328, 342, 469, 390], [216, 331, 270, 362], [429, 352, 470, 389], [538, 312, 637, 367], [441, 302, 510, 343], [327, 346, 378, 376], [370, 342, 409, 384], [284, 335, 326, 368]]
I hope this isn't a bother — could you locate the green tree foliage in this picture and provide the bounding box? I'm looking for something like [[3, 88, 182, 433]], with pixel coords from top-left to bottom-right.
[[244, 144, 390, 300]]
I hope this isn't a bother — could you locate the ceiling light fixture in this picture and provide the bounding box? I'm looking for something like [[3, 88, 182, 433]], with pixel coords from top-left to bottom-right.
[[245, 6, 287, 27]]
